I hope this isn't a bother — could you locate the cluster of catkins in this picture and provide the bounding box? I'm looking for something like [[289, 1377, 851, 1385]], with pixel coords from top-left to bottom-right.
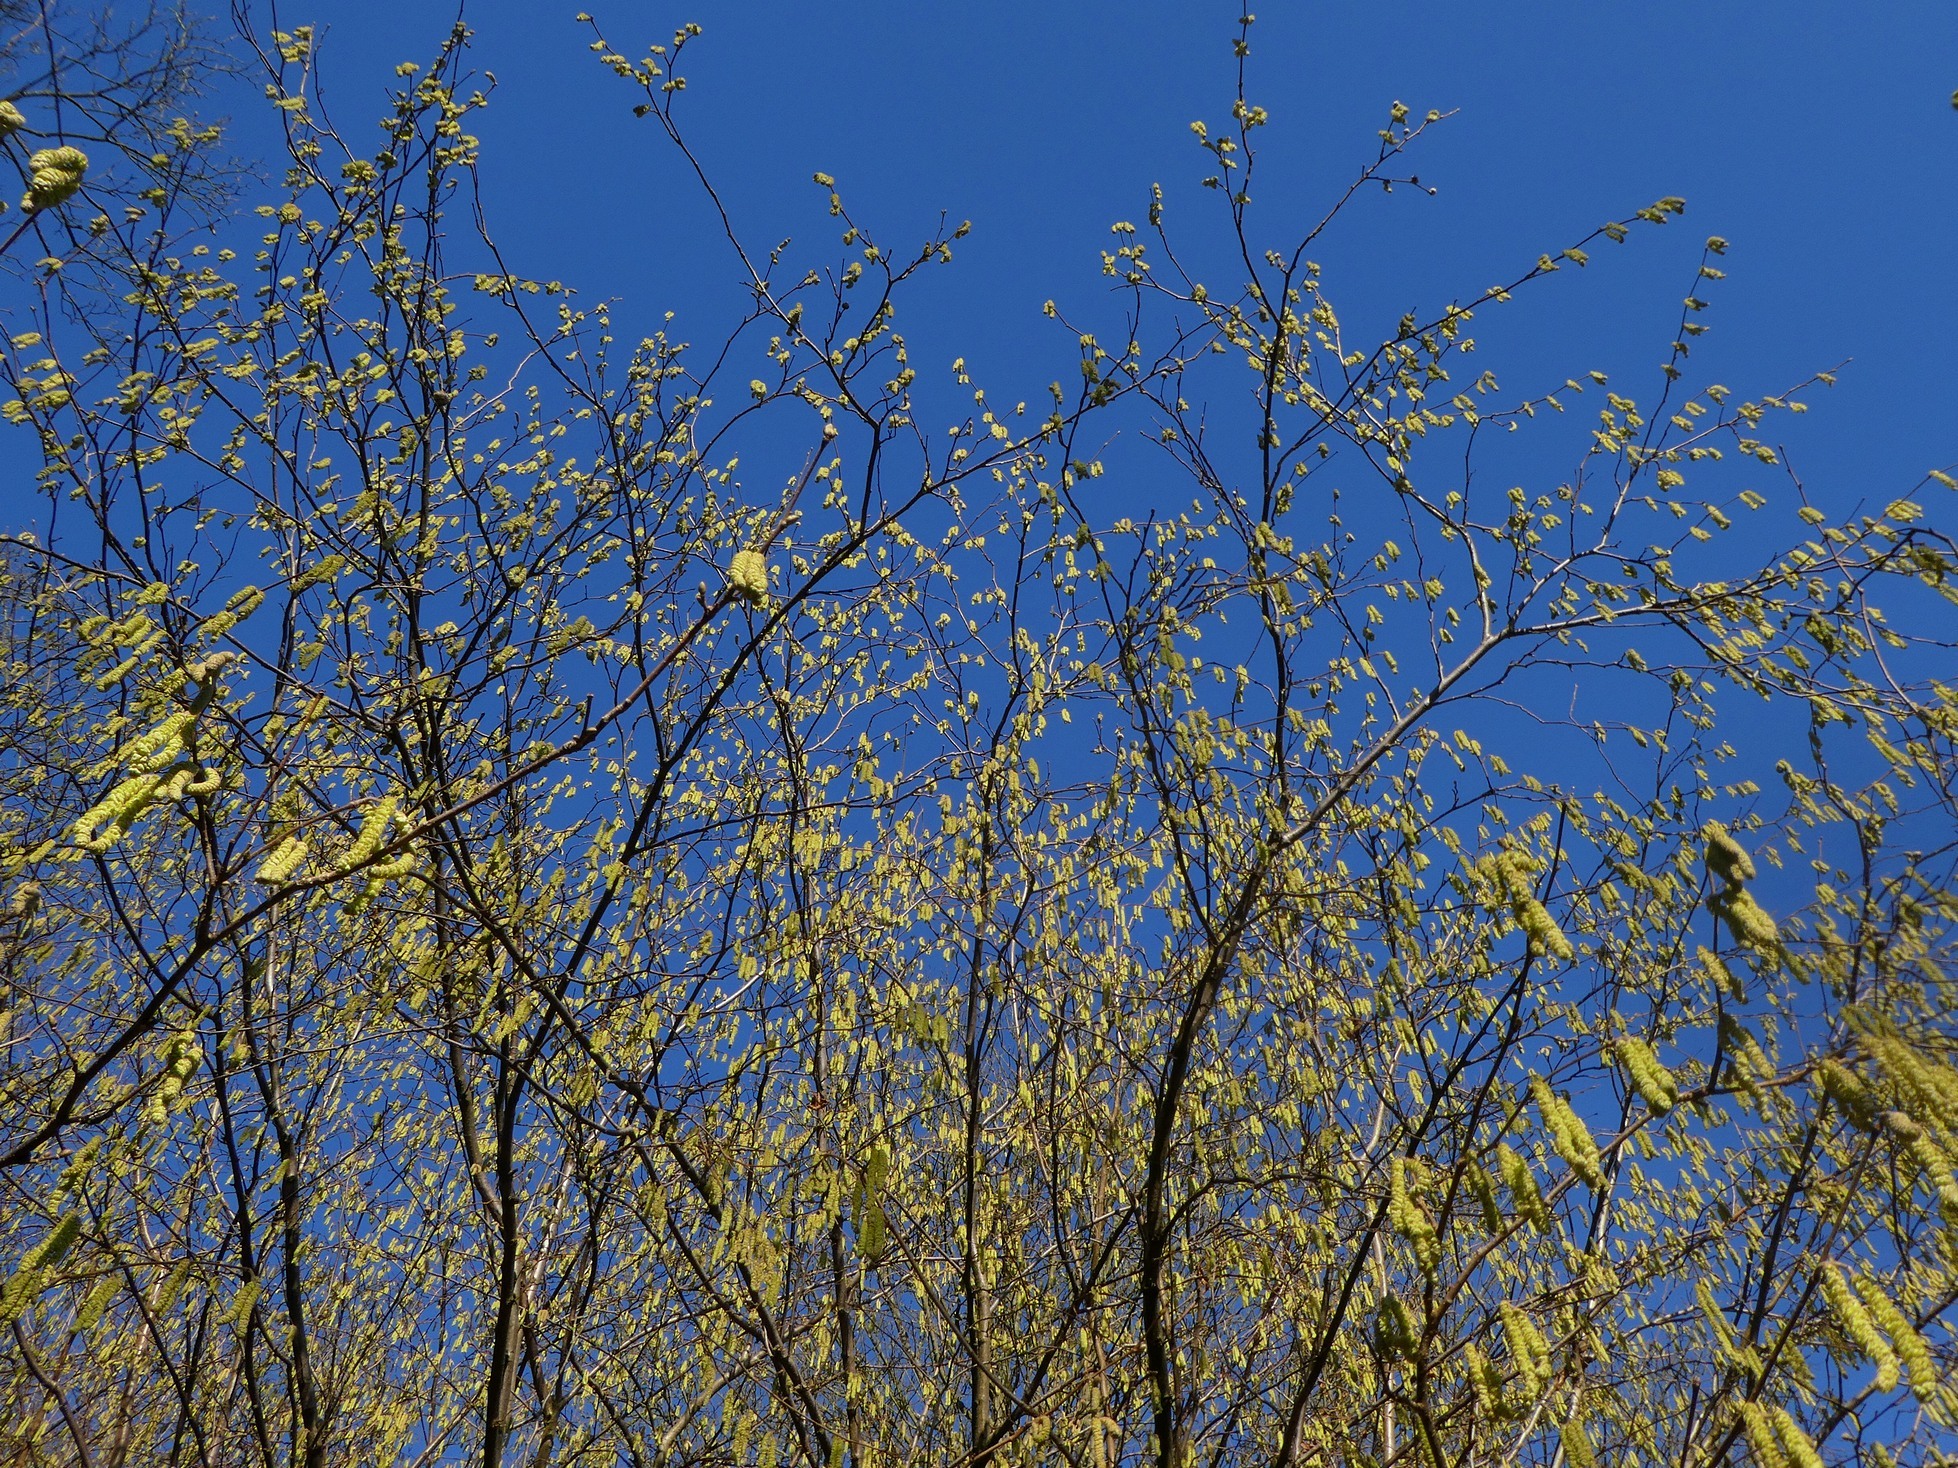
[[1821, 1026, 1958, 1223], [1612, 1033, 1680, 1115], [1816, 1261, 1938, 1399], [260, 792, 412, 892], [1480, 849, 1573, 961], [145, 1029, 200, 1127], [1703, 821, 1778, 952], [1529, 1075, 1604, 1188], [1496, 1143, 1551, 1228], [0, 97, 89, 213], [72, 702, 223, 853], [1459, 1301, 1558, 1421], [1735, 1401, 1826, 1468], [1387, 1155, 1442, 1275], [728, 548, 770, 607], [21, 145, 86, 211], [0, 1213, 80, 1328]]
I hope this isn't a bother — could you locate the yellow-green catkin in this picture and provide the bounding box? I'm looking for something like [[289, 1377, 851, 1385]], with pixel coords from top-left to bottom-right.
[[0, 1213, 81, 1327], [1696, 1278, 1759, 1373], [1815, 1057, 1878, 1131], [75, 1273, 118, 1332], [1735, 1402, 1785, 1468], [1702, 819, 1778, 952], [73, 776, 156, 852], [1466, 1160, 1503, 1232], [1388, 1156, 1442, 1275], [1498, 1302, 1553, 1396], [1861, 1026, 1958, 1201], [1703, 821, 1757, 884], [27, 1213, 80, 1271], [854, 1145, 890, 1258], [338, 795, 398, 871], [1867, 1023, 1958, 1113], [0, 99, 24, 137], [1851, 1272, 1935, 1401], [146, 1031, 198, 1126], [1561, 1419, 1596, 1468], [1465, 1343, 1507, 1418], [71, 711, 202, 851], [1713, 886, 1780, 950], [226, 1276, 261, 1330], [1375, 1293, 1419, 1359], [1530, 1076, 1605, 1187], [1482, 851, 1573, 960], [1879, 1110, 1958, 1209], [1699, 944, 1744, 997], [366, 851, 416, 883], [126, 710, 197, 772], [1498, 1143, 1551, 1230], [729, 548, 770, 606], [257, 835, 310, 884], [1818, 1262, 1900, 1392], [1615, 1034, 1679, 1114], [1770, 1409, 1823, 1468], [22, 144, 87, 211]]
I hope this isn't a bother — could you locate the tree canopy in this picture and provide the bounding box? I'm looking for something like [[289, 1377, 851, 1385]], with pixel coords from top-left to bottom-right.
[[1, 14, 1955, 1468]]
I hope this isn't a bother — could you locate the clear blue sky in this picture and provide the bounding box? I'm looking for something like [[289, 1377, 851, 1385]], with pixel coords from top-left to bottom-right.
[[257, 1, 1958, 518]]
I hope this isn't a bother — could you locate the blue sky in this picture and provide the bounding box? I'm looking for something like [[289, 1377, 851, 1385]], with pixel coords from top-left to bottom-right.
[[260, 1, 1958, 516]]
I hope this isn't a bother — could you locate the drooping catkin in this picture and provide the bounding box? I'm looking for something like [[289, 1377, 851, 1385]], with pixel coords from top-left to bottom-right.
[[257, 835, 310, 884], [1735, 1401, 1785, 1468], [1482, 851, 1574, 960], [1699, 944, 1744, 997], [75, 1273, 118, 1332], [0, 1213, 83, 1327], [25, 1213, 80, 1271], [1375, 1293, 1419, 1359], [1464, 1343, 1506, 1418], [1879, 1110, 1958, 1203], [1815, 1057, 1878, 1131], [1818, 1262, 1900, 1392], [1712, 886, 1779, 950], [126, 711, 196, 773], [73, 773, 163, 852], [1770, 1409, 1824, 1468], [1530, 1076, 1604, 1187], [22, 144, 87, 211], [71, 711, 203, 851], [1498, 1143, 1551, 1231], [1615, 1034, 1679, 1114], [225, 1276, 262, 1331], [1498, 1302, 1553, 1396], [729, 548, 770, 606], [1466, 1160, 1503, 1232], [1388, 1156, 1441, 1276], [338, 795, 398, 871], [1703, 820, 1757, 883], [1851, 1272, 1936, 1401], [146, 1031, 198, 1126], [1863, 1023, 1958, 1138]]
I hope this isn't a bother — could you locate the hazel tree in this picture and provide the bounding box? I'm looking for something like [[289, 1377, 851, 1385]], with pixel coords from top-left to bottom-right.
[[1, 14, 1954, 1468]]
